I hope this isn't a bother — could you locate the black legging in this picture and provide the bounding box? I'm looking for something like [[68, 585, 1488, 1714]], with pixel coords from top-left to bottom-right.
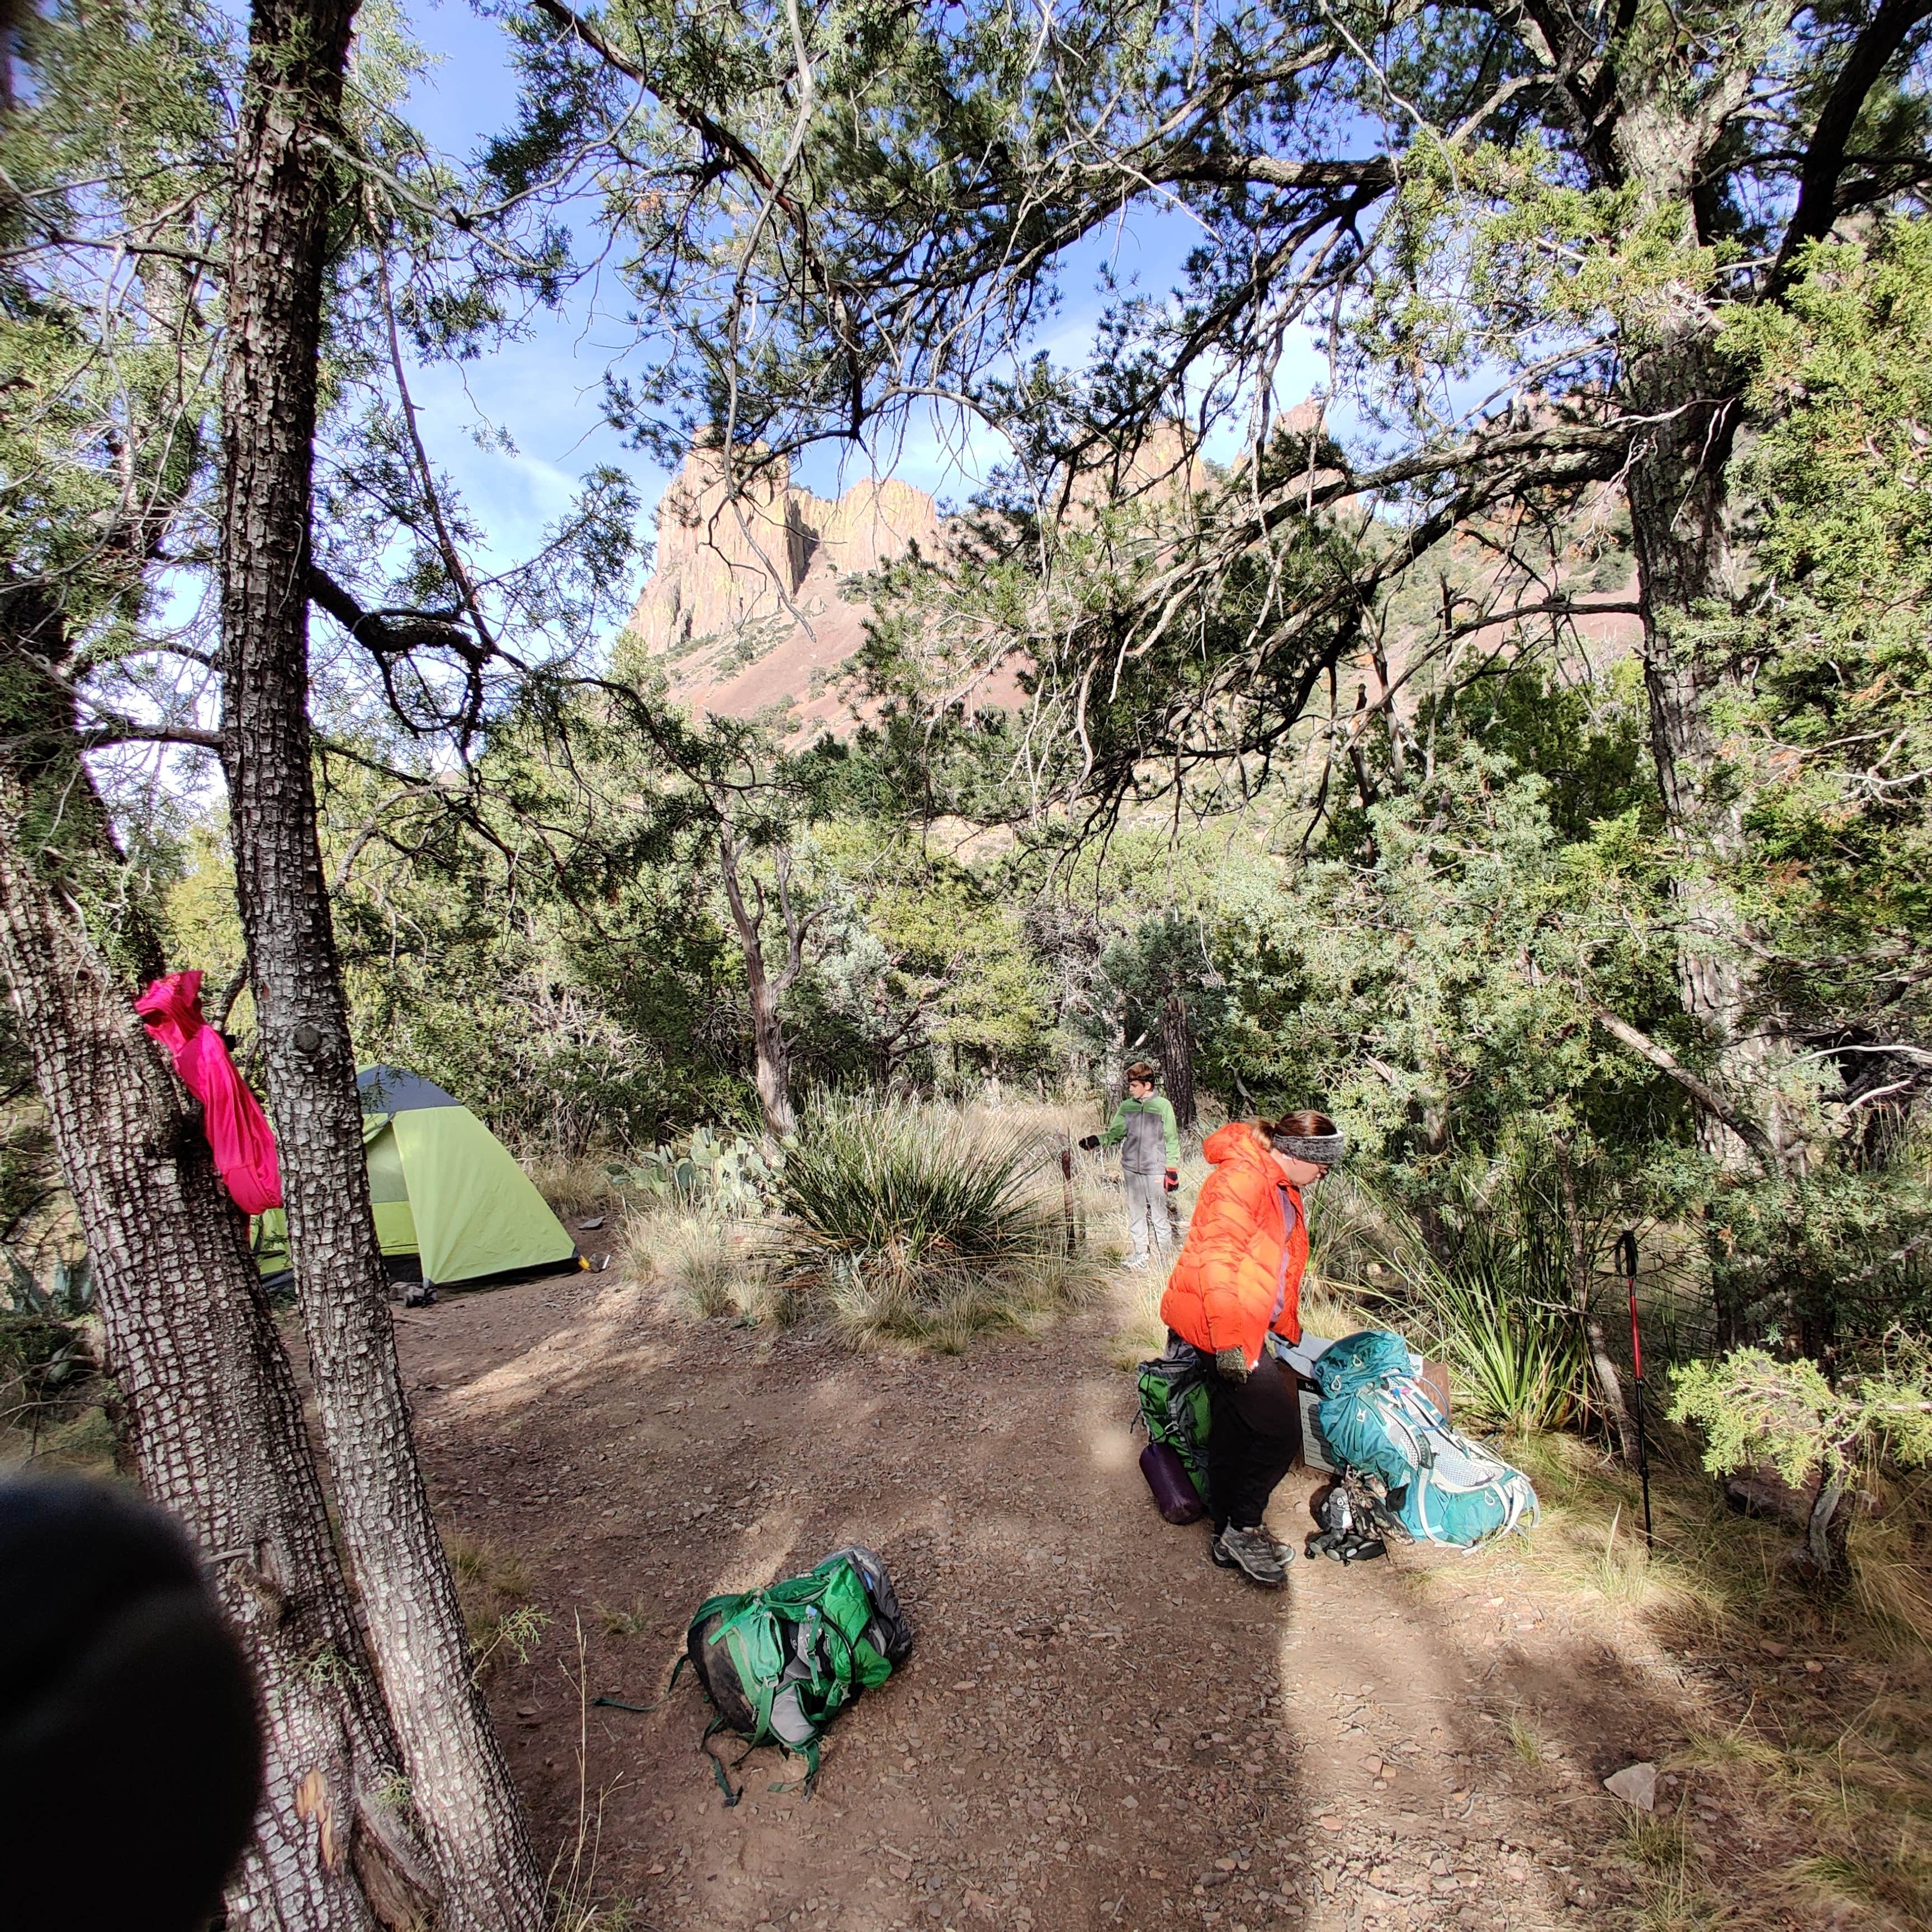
[[1206, 1352, 1303, 1533]]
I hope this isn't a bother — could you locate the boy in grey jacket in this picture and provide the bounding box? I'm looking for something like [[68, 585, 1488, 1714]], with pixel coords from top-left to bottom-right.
[[1079, 1060, 1182, 1268]]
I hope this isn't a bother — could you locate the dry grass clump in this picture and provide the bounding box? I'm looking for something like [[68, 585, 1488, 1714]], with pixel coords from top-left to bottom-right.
[[591, 1599, 651, 1637], [444, 1530, 547, 1680], [1847, 1467, 1932, 1651], [525, 1154, 619, 1224], [1503, 1430, 1727, 1631], [621, 1207, 777, 1323], [1498, 1422, 1932, 1930], [1503, 1708, 1545, 1766]]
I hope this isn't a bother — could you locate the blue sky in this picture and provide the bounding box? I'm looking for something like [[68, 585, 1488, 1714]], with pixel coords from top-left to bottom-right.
[[393, 1, 1330, 630]]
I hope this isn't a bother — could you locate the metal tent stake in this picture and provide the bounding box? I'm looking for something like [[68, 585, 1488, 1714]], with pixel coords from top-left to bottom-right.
[[1617, 1229, 1655, 1552]]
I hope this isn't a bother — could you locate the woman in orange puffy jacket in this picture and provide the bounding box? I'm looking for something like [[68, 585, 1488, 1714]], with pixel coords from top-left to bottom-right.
[[1159, 1109, 1344, 1588]]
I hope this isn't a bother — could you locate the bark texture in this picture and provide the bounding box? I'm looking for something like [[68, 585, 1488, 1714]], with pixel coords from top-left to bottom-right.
[[216, 1, 545, 1924], [1622, 320, 1769, 1097], [0, 595, 434, 1932], [1161, 988, 1197, 1131], [716, 817, 803, 1139], [1612, 153, 1800, 1334]]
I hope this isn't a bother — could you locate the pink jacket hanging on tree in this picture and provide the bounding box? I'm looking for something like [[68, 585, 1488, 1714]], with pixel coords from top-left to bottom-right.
[[136, 970, 283, 1215]]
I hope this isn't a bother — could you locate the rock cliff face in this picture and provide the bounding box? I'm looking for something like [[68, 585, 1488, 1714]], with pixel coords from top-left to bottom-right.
[[622, 416, 1635, 735], [624, 446, 943, 727]]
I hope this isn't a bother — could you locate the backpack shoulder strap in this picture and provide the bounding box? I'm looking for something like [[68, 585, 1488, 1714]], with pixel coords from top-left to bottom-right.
[[701, 1713, 752, 1806]]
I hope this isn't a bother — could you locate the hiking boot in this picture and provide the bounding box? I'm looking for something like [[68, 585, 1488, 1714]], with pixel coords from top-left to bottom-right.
[[1211, 1524, 1295, 1564], [1212, 1524, 1289, 1588]]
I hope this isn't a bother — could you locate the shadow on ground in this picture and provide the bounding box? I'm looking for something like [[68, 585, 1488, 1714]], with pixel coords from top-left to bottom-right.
[[395, 1266, 1864, 1932]]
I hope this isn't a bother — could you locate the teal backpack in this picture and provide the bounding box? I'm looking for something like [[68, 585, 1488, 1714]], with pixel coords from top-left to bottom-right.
[[675, 1545, 913, 1802], [1311, 1331, 1540, 1549], [1136, 1348, 1213, 1502]]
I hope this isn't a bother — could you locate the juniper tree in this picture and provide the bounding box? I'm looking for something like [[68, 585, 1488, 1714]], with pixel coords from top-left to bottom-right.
[[215, 0, 550, 1918], [503, 0, 1932, 1242], [0, 0, 647, 1916], [0, 8, 440, 1925]]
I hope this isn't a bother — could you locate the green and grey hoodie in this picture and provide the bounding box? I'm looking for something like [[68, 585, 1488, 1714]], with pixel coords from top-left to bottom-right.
[[1100, 1093, 1181, 1175]]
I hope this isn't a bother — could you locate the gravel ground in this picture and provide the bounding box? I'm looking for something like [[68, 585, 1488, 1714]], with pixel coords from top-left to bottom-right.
[[387, 1257, 1769, 1932]]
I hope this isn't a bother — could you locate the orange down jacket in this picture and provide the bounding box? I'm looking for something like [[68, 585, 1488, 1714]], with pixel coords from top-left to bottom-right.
[[1159, 1123, 1308, 1366]]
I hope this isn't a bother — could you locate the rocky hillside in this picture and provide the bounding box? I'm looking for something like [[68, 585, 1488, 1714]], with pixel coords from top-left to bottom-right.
[[624, 445, 943, 728], [620, 427, 1640, 735]]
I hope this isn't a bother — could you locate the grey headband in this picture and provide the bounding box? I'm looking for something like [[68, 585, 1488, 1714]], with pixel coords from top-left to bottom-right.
[[1270, 1130, 1346, 1166]]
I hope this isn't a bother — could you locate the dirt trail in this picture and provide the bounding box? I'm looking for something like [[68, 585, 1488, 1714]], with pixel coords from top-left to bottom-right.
[[395, 1264, 1750, 1932]]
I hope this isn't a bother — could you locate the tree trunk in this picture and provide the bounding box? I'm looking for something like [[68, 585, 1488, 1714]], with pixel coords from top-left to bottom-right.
[[747, 970, 796, 1139], [715, 818, 797, 1139], [1625, 374, 1760, 1052], [1553, 1135, 1635, 1462], [1609, 97, 1798, 1339], [1805, 1471, 1851, 1581], [1161, 987, 1197, 1130], [1625, 323, 1796, 1341], [1623, 322, 1758, 1027], [0, 602, 435, 1932], [216, 4, 545, 1926]]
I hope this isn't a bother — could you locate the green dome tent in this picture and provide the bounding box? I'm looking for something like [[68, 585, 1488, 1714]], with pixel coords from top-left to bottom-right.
[[255, 1066, 578, 1291]]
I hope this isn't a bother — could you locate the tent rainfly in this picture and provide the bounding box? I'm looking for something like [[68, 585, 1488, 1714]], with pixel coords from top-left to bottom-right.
[[255, 1066, 577, 1291]]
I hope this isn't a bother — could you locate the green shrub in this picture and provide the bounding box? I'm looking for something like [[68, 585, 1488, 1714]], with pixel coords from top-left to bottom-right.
[[771, 1100, 1085, 1344], [1668, 1334, 1932, 1579], [604, 1125, 781, 1220]]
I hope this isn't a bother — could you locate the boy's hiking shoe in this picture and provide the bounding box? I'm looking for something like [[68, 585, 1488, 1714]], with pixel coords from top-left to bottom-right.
[[1212, 1524, 1289, 1588]]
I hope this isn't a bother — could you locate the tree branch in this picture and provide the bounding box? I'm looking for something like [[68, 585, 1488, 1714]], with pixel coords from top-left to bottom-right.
[[1159, 153, 1398, 195], [306, 565, 476, 655], [72, 720, 225, 754], [1775, 0, 1932, 278], [1588, 1003, 1781, 1163], [209, 958, 250, 1030], [525, 0, 792, 210]]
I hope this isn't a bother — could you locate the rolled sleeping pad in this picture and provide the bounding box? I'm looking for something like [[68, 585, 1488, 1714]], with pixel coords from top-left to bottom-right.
[[1140, 1439, 1205, 1524]]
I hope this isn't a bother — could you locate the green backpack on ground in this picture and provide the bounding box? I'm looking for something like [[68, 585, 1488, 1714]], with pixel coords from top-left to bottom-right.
[[1137, 1348, 1212, 1502], [675, 1544, 913, 1803]]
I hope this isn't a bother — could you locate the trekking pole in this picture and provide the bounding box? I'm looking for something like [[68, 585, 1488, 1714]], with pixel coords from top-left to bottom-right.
[[1616, 1229, 1654, 1552], [1060, 1143, 1078, 1254]]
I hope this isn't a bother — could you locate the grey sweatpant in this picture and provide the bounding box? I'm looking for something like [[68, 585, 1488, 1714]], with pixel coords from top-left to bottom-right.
[[1124, 1167, 1173, 1268]]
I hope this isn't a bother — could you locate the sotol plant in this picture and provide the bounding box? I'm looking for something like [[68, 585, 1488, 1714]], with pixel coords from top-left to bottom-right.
[[772, 1099, 1071, 1341]]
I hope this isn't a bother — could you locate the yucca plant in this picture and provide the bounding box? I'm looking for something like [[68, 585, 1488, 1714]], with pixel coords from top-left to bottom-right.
[[1331, 1162, 1592, 1433], [1413, 1168, 1591, 1433], [773, 1100, 1074, 1342], [1419, 1257, 1588, 1433]]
